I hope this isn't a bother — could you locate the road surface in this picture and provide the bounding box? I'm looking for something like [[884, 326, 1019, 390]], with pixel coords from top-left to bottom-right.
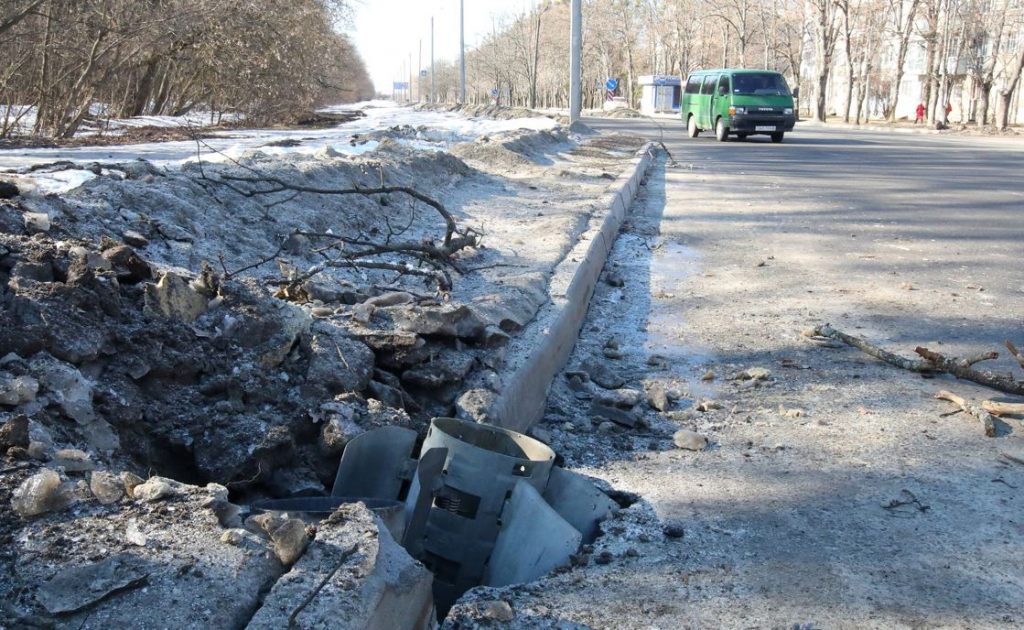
[[472, 120, 1024, 628]]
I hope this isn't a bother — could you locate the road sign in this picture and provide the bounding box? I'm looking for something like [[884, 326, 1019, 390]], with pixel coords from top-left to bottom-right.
[[393, 82, 409, 90], [420, 70, 428, 78], [605, 78, 618, 91]]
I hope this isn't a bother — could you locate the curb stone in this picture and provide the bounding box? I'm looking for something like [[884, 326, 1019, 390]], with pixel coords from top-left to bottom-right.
[[487, 142, 658, 433]]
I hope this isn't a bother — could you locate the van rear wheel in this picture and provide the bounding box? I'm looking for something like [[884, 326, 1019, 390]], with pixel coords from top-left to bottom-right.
[[770, 132, 785, 143], [715, 118, 729, 142], [687, 115, 699, 138]]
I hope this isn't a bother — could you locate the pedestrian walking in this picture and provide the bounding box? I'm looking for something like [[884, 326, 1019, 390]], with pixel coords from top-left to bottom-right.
[[915, 102, 926, 124]]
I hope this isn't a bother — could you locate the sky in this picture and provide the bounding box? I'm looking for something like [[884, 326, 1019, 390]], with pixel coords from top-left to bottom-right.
[[347, 0, 543, 93]]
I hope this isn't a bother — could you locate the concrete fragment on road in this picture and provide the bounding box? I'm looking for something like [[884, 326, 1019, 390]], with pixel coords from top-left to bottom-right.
[[247, 503, 435, 629]]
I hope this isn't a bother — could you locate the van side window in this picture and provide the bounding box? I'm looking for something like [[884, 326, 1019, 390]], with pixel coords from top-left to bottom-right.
[[700, 75, 718, 95], [684, 75, 702, 94], [717, 75, 730, 94]]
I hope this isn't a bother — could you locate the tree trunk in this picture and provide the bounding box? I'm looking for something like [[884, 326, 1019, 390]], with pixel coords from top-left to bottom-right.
[[888, 0, 920, 122], [996, 47, 1024, 130]]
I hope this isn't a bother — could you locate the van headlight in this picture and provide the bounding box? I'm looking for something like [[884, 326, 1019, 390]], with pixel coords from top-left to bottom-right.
[[729, 106, 746, 115], [783, 108, 793, 115]]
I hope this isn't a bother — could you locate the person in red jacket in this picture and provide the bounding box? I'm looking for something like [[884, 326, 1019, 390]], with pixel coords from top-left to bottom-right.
[[915, 102, 926, 124]]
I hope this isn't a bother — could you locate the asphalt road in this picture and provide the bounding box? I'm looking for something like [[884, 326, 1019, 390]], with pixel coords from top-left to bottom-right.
[[493, 120, 1024, 627], [584, 117, 1024, 352]]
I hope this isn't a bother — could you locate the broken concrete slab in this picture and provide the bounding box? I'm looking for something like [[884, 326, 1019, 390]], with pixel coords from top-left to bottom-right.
[[35, 554, 149, 615], [0, 373, 38, 406], [581, 357, 626, 390], [10, 479, 282, 628], [143, 270, 210, 323], [0, 414, 30, 449], [11, 467, 75, 517], [589, 401, 638, 428], [247, 503, 435, 630], [305, 321, 375, 394], [387, 304, 489, 341]]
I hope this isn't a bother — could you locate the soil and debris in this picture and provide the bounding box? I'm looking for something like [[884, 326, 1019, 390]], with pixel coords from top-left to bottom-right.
[[0, 108, 645, 627]]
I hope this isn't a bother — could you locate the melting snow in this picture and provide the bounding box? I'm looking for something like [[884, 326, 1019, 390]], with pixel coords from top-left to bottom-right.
[[0, 101, 560, 193]]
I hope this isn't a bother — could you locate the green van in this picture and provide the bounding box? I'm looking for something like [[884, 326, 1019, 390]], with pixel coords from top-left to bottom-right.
[[681, 69, 796, 143]]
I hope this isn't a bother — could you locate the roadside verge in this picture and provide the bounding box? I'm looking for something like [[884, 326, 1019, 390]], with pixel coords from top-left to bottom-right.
[[486, 142, 658, 433]]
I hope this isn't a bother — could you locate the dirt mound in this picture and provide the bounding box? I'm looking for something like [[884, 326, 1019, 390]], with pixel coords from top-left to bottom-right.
[[603, 108, 643, 119], [451, 128, 570, 171], [417, 102, 555, 121]]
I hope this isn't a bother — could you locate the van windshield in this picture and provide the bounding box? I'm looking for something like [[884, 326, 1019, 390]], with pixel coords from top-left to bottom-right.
[[732, 73, 790, 96]]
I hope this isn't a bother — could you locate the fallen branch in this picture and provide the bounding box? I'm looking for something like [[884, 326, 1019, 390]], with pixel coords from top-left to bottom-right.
[[216, 173, 459, 247], [809, 324, 1024, 396], [934, 390, 997, 437], [280, 259, 452, 295], [981, 400, 1024, 418], [809, 324, 933, 372], [915, 347, 1024, 396], [1006, 341, 1024, 371]]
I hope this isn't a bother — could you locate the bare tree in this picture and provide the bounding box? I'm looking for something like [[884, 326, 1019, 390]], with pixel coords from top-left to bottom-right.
[[886, 0, 921, 122]]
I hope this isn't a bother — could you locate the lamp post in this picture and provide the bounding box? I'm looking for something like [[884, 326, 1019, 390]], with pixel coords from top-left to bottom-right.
[[459, 0, 466, 104], [570, 0, 582, 123], [430, 16, 435, 104]]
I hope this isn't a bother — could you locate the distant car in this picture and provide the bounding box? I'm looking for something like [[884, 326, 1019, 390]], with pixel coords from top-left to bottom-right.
[[603, 97, 629, 111], [681, 69, 796, 143]]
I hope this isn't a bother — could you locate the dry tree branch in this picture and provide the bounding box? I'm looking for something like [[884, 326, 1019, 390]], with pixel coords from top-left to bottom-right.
[[914, 347, 1024, 396], [215, 173, 460, 247], [981, 400, 1024, 417], [1006, 341, 1024, 371], [809, 324, 1024, 396], [934, 390, 998, 437], [808, 324, 933, 372]]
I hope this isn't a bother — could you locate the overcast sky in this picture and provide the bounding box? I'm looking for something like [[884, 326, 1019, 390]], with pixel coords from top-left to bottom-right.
[[348, 0, 541, 93]]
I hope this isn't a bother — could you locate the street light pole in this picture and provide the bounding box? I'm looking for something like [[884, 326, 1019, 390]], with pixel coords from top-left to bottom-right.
[[459, 0, 466, 104], [569, 0, 582, 123], [430, 16, 435, 104]]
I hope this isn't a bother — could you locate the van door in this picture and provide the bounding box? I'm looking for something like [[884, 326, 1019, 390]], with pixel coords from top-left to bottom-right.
[[699, 74, 719, 128], [682, 74, 703, 123], [713, 74, 731, 126]]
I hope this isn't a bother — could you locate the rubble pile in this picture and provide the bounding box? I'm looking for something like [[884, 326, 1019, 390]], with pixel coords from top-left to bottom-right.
[[0, 118, 647, 626]]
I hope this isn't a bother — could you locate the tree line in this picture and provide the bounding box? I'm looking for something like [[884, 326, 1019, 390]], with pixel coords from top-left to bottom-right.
[[423, 0, 1023, 129], [0, 0, 374, 138]]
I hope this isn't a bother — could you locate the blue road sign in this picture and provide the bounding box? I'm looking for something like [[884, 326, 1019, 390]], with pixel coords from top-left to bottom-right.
[[393, 82, 409, 90], [606, 78, 619, 91], [420, 70, 428, 77]]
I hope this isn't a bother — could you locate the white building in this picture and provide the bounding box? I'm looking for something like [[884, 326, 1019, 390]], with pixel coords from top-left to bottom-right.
[[638, 75, 681, 115], [800, 6, 1023, 125]]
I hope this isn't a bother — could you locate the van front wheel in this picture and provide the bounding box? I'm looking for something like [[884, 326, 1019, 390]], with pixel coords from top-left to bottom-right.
[[770, 132, 785, 143], [715, 118, 729, 142], [687, 115, 699, 138]]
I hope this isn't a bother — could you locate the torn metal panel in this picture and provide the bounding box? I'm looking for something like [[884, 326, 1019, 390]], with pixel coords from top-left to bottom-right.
[[416, 417, 556, 611], [331, 426, 417, 500], [542, 467, 617, 543], [483, 479, 582, 587], [401, 446, 448, 558]]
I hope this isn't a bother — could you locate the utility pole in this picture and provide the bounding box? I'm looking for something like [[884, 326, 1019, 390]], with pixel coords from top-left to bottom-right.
[[430, 16, 435, 104], [569, 0, 582, 123], [459, 0, 466, 104], [418, 39, 422, 103], [409, 52, 413, 103]]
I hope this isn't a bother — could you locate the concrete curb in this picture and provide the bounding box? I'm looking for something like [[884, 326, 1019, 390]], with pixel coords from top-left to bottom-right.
[[488, 142, 658, 434]]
